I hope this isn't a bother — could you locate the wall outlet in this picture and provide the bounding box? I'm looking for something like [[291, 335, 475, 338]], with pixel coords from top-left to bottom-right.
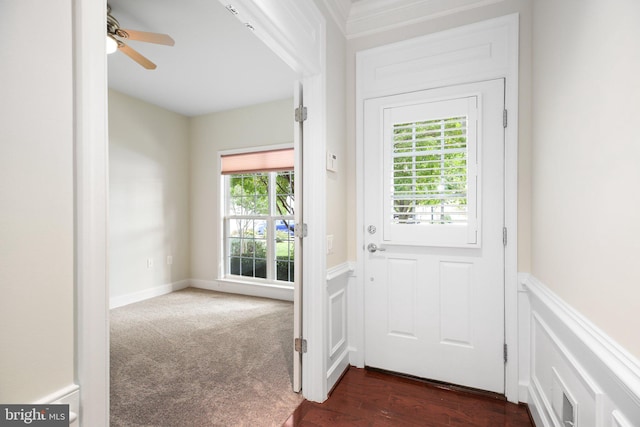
[[147, 258, 154, 269], [167, 255, 173, 265]]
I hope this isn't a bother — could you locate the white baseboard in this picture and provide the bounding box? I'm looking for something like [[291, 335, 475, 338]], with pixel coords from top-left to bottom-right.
[[520, 274, 640, 426], [190, 278, 294, 302], [35, 384, 80, 426], [327, 347, 350, 391], [109, 280, 190, 309]]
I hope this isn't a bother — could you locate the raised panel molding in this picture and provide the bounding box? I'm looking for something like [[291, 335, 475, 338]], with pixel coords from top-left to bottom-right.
[[329, 289, 347, 357], [357, 14, 516, 99], [521, 274, 640, 426], [326, 262, 352, 392]]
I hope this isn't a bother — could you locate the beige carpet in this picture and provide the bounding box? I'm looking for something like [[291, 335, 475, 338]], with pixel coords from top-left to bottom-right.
[[110, 288, 303, 426]]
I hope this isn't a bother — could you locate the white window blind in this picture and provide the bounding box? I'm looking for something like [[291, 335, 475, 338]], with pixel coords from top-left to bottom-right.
[[391, 116, 469, 225]]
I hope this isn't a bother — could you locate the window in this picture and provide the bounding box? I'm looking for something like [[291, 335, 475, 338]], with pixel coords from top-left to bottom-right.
[[382, 96, 478, 246], [391, 116, 468, 225], [222, 149, 295, 284]]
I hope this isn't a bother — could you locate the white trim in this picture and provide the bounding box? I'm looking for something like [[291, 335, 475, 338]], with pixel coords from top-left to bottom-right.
[[78, 0, 328, 411], [521, 274, 640, 426], [354, 13, 519, 402], [522, 275, 640, 406], [346, 0, 506, 39], [528, 376, 552, 427], [502, 13, 521, 403], [320, 0, 349, 35], [326, 262, 354, 282], [300, 72, 329, 402], [220, 0, 324, 75], [219, 0, 328, 403], [34, 384, 80, 405], [328, 288, 347, 357], [191, 279, 294, 302], [217, 142, 294, 158], [326, 347, 350, 389], [73, 0, 109, 425], [612, 410, 634, 427], [327, 263, 350, 392], [109, 280, 191, 309], [35, 384, 80, 426]]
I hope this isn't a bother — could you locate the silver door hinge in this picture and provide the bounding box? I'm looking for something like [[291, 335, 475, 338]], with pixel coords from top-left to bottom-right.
[[503, 109, 508, 128], [295, 106, 307, 123], [504, 343, 508, 363], [503, 227, 508, 247], [295, 338, 307, 353], [294, 223, 308, 238]]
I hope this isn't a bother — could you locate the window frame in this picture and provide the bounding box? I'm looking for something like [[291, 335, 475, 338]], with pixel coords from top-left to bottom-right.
[[218, 144, 295, 288]]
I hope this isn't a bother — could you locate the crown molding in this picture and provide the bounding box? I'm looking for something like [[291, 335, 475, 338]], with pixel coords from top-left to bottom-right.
[[321, 0, 350, 35], [323, 0, 507, 39]]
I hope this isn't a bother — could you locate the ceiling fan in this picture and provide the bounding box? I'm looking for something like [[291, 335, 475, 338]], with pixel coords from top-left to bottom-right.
[[106, 4, 175, 70]]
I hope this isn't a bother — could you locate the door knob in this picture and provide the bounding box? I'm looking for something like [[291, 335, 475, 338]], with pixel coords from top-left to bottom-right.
[[367, 243, 386, 253]]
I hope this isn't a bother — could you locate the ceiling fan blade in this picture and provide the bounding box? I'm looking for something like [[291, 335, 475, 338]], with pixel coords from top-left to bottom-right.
[[118, 29, 175, 46], [118, 42, 157, 70]]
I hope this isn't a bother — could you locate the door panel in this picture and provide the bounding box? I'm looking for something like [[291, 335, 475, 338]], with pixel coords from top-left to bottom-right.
[[364, 80, 505, 393]]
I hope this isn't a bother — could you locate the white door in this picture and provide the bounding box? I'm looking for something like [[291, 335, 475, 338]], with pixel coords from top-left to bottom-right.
[[363, 79, 505, 393]]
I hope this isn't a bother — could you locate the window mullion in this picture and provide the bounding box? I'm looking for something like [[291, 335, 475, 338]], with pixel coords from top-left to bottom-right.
[[266, 172, 276, 281]]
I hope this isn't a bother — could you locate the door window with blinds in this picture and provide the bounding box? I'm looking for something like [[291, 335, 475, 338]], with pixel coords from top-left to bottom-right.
[[383, 96, 480, 247], [221, 148, 295, 284]]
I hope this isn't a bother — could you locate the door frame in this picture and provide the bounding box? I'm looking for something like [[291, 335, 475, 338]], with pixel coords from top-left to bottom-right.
[[354, 14, 520, 402], [73, 1, 328, 426]]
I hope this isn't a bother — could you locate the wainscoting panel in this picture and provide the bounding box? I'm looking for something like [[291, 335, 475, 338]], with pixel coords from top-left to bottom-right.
[[520, 274, 640, 427], [326, 263, 354, 391]]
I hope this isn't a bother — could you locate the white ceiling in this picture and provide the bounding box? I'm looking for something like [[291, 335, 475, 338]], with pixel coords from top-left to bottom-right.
[[108, 0, 498, 116], [107, 0, 298, 117]]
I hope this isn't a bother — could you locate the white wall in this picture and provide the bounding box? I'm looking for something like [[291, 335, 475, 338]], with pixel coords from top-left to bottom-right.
[[0, 0, 75, 402], [345, 0, 533, 271], [108, 90, 191, 305], [531, 0, 640, 360], [190, 99, 293, 281]]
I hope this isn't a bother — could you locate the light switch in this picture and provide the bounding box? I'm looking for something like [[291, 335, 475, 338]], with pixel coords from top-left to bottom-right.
[[326, 151, 337, 172]]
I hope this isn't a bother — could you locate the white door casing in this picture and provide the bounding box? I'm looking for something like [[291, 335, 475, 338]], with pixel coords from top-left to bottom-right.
[[363, 79, 505, 393], [75, 2, 328, 425], [354, 14, 519, 402], [292, 81, 303, 393]]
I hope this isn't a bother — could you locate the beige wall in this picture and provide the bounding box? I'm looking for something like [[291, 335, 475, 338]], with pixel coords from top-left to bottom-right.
[[0, 0, 75, 402], [108, 90, 191, 300], [345, 0, 533, 271], [315, 0, 349, 268], [190, 99, 293, 280], [531, 0, 640, 359]]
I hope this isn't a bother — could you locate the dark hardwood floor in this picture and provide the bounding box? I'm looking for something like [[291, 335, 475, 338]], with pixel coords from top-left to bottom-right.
[[283, 367, 534, 426]]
